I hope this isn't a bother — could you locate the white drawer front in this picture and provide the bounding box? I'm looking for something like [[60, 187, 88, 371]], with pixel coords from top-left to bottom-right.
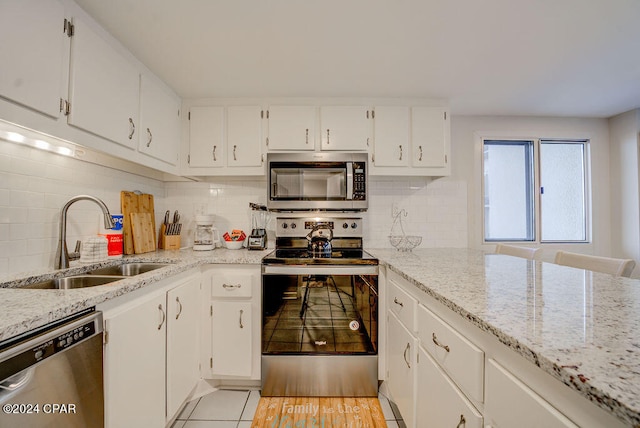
[[417, 304, 484, 403], [485, 359, 578, 428], [211, 269, 255, 298], [388, 279, 417, 332], [417, 347, 483, 428]]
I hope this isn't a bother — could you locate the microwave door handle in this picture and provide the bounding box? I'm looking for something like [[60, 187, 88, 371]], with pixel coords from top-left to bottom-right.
[[346, 162, 354, 200]]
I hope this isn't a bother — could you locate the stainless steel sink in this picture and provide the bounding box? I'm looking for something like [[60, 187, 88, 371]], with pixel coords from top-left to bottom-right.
[[86, 262, 170, 276], [21, 275, 124, 290]]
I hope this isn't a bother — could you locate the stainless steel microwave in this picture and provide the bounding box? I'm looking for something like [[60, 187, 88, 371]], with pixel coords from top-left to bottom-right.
[[267, 152, 368, 211]]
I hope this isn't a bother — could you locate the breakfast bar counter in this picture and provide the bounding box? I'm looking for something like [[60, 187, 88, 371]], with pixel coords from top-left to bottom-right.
[[369, 248, 640, 427]]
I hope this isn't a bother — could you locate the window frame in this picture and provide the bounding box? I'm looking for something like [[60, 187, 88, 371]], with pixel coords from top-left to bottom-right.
[[481, 137, 590, 245]]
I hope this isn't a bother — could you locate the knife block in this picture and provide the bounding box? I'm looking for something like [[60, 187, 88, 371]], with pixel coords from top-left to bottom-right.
[[159, 224, 181, 250]]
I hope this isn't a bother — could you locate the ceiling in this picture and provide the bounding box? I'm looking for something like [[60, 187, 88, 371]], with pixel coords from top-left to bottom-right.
[[74, 0, 640, 118]]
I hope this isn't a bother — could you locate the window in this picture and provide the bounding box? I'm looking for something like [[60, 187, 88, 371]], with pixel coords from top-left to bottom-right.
[[483, 138, 588, 243]]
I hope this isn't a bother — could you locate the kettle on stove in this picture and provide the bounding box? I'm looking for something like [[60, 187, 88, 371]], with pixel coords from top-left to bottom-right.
[[307, 224, 333, 256]]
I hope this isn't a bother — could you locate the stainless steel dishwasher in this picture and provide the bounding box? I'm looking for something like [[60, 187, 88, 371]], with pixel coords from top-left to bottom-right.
[[0, 310, 104, 428]]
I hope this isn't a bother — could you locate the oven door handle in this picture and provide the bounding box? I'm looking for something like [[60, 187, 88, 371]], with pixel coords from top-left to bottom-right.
[[262, 265, 378, 276]]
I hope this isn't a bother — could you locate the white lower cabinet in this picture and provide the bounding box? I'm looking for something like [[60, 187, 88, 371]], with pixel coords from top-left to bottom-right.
[[485, 359, 578, 428], [100, 270, 201, 427], [166, 276, 201, 419], [417, 346, 483, 428], [387, 312, 417, 428], [202, 264, 261, 380]]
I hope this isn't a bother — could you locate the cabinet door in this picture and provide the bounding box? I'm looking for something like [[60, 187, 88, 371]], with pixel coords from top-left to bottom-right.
[[103, 292, 166, 428], [68, 17, 139, 149], [267, 106, 316, 150], [320, 106, 371, 151], [167, 276, 201, 420], [373, 106, 410, 167], [0, 0, 68, 118], [485, 359, 578, 428], [211, 300, 252, 376], [139, 74, 181, 165], [387, 312, 417, 428], [411, 107, 449, 168], [417, 347, 483, 428], [189, 106, 224, 167], [227, 105, 263, 167]]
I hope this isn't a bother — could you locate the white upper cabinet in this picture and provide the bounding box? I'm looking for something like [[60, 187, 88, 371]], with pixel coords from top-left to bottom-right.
[[188, 106, 225, 168], [266, 106, 316, 151], [320, 106, 372, 151], [0, 0, 68, 119], [372, 106, 410, 167], [227, 105, 263, 167], [68, 16, 139, 149], [411, 106, 449, 169], [138, 74, 181, 166]]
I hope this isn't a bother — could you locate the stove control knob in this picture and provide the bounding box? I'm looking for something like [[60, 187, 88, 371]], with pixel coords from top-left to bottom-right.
[[290, 223, 297, 229], [282, 223, 288, 229], [343, 223, 349, 229], [351, 222, 358, 229]]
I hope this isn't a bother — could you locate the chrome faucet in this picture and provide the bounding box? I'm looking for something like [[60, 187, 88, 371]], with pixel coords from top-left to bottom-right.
[[56, 195, 115, 269]]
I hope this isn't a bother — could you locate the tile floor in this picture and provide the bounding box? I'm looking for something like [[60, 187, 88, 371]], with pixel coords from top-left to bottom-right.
[[171, 389, 406, 428]]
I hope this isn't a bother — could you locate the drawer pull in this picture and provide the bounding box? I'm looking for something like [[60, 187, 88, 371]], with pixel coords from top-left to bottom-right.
[[456, 414, 466, 428], [239, 309, 244, 329], [175, 297, 182, 320], [403, 343, 411, 368], [432, 333, 450, 352], [157, 304, 165, 330], [222, 283, 242, 289], [393, 297, 404, 307]]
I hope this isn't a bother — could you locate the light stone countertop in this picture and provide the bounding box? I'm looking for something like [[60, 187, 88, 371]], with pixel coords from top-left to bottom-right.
[[369, 248, 640, 427], [2, 247, 639, 425], [0, 248, 270, 342]]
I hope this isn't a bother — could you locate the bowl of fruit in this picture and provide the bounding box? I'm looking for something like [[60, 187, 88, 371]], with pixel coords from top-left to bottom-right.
[[222, 229, 246, 249]]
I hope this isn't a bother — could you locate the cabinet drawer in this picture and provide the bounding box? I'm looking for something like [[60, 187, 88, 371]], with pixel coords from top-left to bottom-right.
[[388, 279, 417, 331], [210, 268, 256, 298], [417, 304, 484, 403], [485, 359, 578, 428], [417, 347, 483, 428]]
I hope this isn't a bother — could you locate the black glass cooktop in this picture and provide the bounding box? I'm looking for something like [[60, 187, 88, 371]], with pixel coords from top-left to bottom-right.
[[262, 249, 378, 265]]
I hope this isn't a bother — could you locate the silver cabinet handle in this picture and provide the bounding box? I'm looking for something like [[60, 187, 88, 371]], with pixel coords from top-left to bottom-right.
[[399, 145, 403, 161], [239, 309, 244, 329], [394, 297, 404, 307], [157, 304, 165, 330], [305, 128, 309, 144], [456, 414, 466, 428], [419, 145, 423, 161], [213, 145, 217, 161], [403, 342, 411, 368], [175, 296, 182, 320], [222, 283, 241, 289], [326, 129, 330, 144], [233, 144, 237, 161], [432, 332, 450, 352], [128, 117, 135, 140], [146, 128, 152, 147]]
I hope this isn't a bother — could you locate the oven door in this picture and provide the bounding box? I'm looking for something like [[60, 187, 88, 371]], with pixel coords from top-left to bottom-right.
[[262, 265, 378, 355]]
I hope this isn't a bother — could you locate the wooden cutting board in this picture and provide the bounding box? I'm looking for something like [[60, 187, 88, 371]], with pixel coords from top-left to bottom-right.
[[121, 191, 156, 254], [129, 212, 156, 254]]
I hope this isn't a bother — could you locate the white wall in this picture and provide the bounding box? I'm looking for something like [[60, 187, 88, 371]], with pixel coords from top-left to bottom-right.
[[451, 115, 612, 261], [609, 109, 640, 262]]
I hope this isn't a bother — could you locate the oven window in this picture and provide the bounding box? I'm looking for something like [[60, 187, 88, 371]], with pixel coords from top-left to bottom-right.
[[271, 167, 346, 200], [262, 274, 377, 355]]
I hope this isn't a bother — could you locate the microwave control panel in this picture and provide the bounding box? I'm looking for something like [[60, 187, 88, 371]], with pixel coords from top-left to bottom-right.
[[352, 162, 366, 200]]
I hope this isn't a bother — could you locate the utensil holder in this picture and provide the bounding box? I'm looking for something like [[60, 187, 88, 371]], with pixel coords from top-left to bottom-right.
[[162, 234, 181, 250]]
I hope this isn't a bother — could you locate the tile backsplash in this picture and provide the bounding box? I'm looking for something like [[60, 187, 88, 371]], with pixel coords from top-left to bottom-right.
[[1, 141, 467, 277]]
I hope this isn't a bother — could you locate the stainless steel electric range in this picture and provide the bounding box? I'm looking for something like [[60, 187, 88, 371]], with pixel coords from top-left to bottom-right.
[[261, 216, 379, 397]]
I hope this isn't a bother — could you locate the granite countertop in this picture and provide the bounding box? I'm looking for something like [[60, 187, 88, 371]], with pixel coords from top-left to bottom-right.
[[0, 248, 270, 342], [369, 248, 640, 427]]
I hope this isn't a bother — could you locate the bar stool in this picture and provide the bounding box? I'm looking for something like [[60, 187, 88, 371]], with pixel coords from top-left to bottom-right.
[[554, 251, 635, 277], [495, 244, 542, 260]]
